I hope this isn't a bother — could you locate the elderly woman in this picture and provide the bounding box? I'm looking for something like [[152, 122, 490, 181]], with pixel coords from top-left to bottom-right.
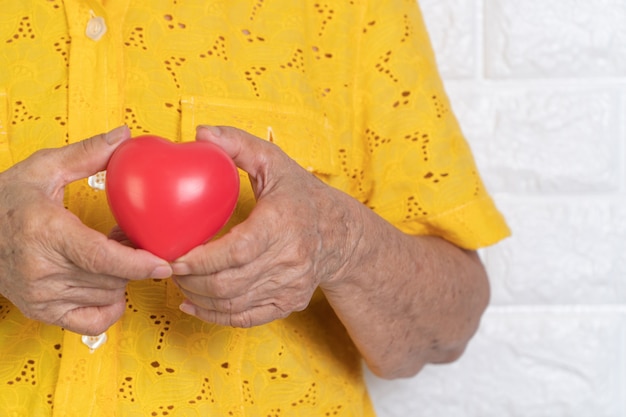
[[0, 0, 509, 415]]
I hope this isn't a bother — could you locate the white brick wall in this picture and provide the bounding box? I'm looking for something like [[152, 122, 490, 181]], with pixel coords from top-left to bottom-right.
[[365, 1, 626, 416]]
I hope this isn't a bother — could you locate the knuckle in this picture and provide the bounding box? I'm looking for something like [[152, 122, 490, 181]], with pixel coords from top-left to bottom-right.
[[280, 239, 312, 267], [294, 260, 315, 281], [44, 212, 70, 237], [227, 233, 258, 266], [211, 298, 234, 314], [230, 311, 253, 328], [273, 304, 293, 321], [280, 297, 307, 315], [262, 207, 284, 229], [292, 296, 310, 313]]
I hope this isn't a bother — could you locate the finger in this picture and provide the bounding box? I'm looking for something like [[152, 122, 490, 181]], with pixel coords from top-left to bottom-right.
[[22, 270, 127, 312], [60, 217, 173, 280], [179, 300, 287, 328], [172, 223, 269, 276], [178, 292, 240, 315], [107, 225, 137, 248], [175, 269, 312, 318], [174, 280, 248, 313], [60, 298, 127, 336], [173, 258, 287, 303], [56, 282, 127, 309], [63, 271, 128, 291]]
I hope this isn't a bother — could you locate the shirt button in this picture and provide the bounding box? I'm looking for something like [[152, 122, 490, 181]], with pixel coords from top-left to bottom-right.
[[88, 171, 106, 190], [86, 14, 107, 41], [81, 332, 108, 353]]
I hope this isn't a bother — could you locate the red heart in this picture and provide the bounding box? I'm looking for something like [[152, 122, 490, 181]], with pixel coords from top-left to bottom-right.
[[105, 135, 240, 261]]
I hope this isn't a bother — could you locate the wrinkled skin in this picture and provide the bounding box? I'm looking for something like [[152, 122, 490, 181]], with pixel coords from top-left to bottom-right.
[[0, 124, 490, 379], [0, 126, 172, 336], [172, 126, 490, 379], [172, 125, 358, 328]]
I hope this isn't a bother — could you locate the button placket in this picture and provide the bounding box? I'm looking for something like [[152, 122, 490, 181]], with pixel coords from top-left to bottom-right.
[[81, 8, 108, 354]]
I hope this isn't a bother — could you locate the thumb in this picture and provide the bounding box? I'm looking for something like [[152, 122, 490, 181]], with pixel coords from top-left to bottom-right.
[[62, 298, 127, 336], [57, 125, 131, 184]]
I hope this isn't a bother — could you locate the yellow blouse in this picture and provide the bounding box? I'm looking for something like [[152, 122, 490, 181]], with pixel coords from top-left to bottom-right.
[[0, 0, 510, 416]]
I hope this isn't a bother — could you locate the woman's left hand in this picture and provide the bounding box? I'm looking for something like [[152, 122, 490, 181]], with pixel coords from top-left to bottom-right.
[[171, 125, 361, 328], [171, 125, 491, 379]]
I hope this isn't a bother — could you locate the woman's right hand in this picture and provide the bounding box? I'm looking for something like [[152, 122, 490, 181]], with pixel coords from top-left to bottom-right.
[[0, 126, 172, 335]]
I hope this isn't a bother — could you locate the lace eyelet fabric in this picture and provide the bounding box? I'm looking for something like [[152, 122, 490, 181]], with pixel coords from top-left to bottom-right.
[[0, 0, 509, 415]]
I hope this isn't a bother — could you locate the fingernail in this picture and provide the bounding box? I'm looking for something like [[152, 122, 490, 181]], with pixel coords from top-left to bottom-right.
[[197, 125, 222, 137], [151, 264, 173, 279], [106, 125, 130, 145], [179, 301, 196, 316]]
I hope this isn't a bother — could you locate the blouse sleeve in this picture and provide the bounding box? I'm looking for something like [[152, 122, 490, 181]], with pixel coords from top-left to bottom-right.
[[350, 0, 510, 249]]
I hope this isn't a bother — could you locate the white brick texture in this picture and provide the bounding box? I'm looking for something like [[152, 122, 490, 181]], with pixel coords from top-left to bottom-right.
[[484, 0, 626, 78], [366, 1, 626, 416], [367, 309, 626, 417]]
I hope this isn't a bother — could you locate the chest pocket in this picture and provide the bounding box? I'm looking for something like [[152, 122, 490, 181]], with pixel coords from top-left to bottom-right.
[[0, 90, 12, 172], [180, 96, 339, 177]]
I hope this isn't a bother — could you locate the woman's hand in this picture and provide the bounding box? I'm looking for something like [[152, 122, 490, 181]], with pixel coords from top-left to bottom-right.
[[173, 126, 490, 380], [171, 125, 361, 328], [0, 127, 172, 336]]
